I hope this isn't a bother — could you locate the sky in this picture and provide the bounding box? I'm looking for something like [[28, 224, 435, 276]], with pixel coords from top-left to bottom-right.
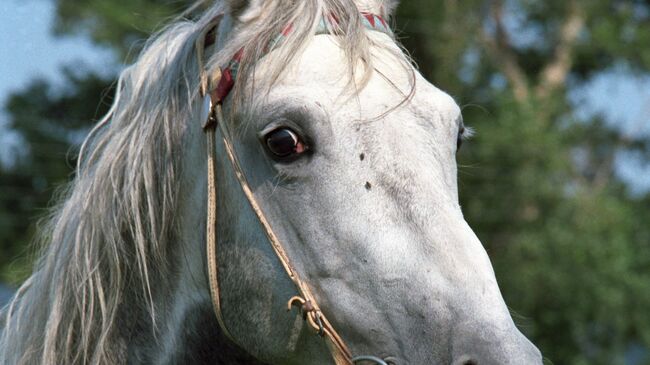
[[0, 0, 648, 190], [0, 0, 113, 165], [0, 0, 114, 103]]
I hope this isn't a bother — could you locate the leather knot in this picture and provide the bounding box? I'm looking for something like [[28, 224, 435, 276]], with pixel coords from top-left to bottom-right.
[[288, 296, 325, 336]]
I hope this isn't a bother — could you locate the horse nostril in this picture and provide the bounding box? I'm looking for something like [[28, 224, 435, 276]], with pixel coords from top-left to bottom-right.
[[463, 360, 477, 365]]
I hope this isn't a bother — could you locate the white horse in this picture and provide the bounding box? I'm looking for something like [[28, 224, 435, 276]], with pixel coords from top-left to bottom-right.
[[0, 1, 542, 364]]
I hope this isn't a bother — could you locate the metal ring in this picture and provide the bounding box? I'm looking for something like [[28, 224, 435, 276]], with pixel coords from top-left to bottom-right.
[[352, 355, 390, 365]]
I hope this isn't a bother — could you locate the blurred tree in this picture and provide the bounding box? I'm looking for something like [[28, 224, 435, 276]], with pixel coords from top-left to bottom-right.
[[54, 0, 188, 60], [397, 1, 650, 364], [1, 0, 649, 364], [0, 70, 115, 283]]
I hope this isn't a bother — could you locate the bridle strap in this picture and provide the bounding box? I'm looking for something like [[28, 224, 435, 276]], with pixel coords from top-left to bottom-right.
[[196, 15, 237, 344], [198, 12, 392, 365], [204, 112, 236, 341], [205, 98, 354, 364]]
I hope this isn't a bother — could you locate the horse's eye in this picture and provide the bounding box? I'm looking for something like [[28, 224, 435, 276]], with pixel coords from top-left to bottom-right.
[[457, 126, 465, 151], [264, 128, 307, 159]]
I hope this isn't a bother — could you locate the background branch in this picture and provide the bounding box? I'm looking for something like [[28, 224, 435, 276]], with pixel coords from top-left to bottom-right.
[[480, 0, 530, 101], [535, 0, 585, 98]]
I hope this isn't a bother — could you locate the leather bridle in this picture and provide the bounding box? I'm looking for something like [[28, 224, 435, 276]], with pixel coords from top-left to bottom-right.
[[196, 13, 392, 365]]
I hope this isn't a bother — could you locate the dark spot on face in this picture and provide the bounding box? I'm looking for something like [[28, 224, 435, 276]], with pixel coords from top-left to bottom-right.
[[359, 153, 365, 161], [365, 182, 372, 190]]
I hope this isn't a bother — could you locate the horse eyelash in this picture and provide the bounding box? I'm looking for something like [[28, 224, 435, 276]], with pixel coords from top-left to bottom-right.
[[461, 126, 475, 140]]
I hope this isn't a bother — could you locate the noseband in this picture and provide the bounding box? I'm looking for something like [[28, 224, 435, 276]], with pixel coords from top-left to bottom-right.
[[197, 12, 392, 365]]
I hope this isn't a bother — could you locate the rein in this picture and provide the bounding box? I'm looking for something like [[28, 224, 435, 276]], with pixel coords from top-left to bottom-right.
[[197, 13, 392, 365]]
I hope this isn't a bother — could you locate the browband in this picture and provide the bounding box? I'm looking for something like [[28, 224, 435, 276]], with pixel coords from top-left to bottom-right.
[[206, 12, 391, 103]]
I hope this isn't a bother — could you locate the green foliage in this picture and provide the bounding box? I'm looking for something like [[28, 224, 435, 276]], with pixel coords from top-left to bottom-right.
[[395, 1, 650, 364], [458, 95, 650, 364], [54, 0, 190, 59], [1, 0, 649, 364]]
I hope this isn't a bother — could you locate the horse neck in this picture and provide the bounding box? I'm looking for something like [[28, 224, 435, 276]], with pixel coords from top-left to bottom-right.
[[131, 122, 267, 364], [136, 288, 265, 364]]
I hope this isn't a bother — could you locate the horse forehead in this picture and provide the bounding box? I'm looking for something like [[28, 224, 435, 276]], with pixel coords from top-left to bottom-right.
[[267, 35, 461, 122]]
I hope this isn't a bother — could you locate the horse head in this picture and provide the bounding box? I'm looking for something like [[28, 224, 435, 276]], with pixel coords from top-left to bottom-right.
[[0, 1, 542, 364]]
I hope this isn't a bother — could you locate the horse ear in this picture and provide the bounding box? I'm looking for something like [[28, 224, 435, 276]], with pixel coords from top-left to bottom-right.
[[381, 0, 401, 17], [225, 0, 264, 21], [225, 0, 248, 15]]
